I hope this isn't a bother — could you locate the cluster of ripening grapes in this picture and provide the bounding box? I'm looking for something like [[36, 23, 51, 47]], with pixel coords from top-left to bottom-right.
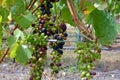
[[74, 42, 101, 80], [28, 0, 68, 80], [39, 0, 68, 74]]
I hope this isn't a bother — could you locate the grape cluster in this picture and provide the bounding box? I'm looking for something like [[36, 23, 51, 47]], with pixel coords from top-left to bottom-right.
[[74, 42, 101, 80], [26, 33, 48, 80], [39, 0, 68, 75], [27, 0, 67, 79], [49, 23, 68, 74]]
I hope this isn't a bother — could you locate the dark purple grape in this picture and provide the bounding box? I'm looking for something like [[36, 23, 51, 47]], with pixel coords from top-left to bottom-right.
[[56, 63, 62, 67], [55, 70, 59, 73], [40, 4, 45, 11], [42, 10, 46, 15], [47, 2, 53, 8], [53, 46, 59, 50], [31, 24, 36, 27], [50, 63, 54, 67], [64, 33, 68, 37], [90, 71, 96, 76], [47, 31, 51, 36], [49, 23, 54, 26], [29, 76, 33, 80], [46, 10, 51, 15], [53, 34, 59, 39], [57, 49, 63, 54], [41, 28, 47, 33], [62, 24, 67, 32], [39, 19, 45, 24]]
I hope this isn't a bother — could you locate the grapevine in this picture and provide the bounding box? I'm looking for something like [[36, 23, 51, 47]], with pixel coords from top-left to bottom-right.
[[0, 0, 119, 80]]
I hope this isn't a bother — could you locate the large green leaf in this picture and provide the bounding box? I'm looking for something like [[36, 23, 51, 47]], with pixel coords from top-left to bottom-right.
[[61, 7, 75, 26], [10, 43, 33, 64], [15, 45, 32, 64], [11, 0, 26, 19], [7, 29, 24, 46], [7, 36, 17, 46], [0, 6, 9, 22], [87, 9, 118, 45], [16, 11, 36, 29], [0, 16, 2, 44]]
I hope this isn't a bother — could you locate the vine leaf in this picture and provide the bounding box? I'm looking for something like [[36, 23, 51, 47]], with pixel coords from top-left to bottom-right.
[[0, 0, 3, 6], [7, 29, 24, 46], [7, 36, 17, 46], [10, 43, 32, 64], [16, 11, 36, 29], [14, 29, 24, 40], [87, 9, 118, 45], [10, 0, 26, 19], [94, 2, 108, 10], [0, 16, 2, 44], [0, 6, 9, 22], [10, 43, 19, 58], [61, 7, 75, 26]]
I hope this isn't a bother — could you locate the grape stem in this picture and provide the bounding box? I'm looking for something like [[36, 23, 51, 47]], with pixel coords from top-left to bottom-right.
[[32, 4, 41, 14], [32, 0, 44, 14], [66, 0, 94, 42], [27, 0, 38, 10]]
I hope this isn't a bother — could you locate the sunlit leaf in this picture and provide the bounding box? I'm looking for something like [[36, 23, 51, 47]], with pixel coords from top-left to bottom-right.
[[10, 43, 19, 58], [16, 11, 36, 29], [10, 43, 33, 64], [94, 2, 108, 10], [87, 9, 118, 45], [14, 29, 24, 40]]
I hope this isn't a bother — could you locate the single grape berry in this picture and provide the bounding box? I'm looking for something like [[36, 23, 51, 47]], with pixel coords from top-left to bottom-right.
[[31, 24, 36, 27], [47, 2, 53, 8], [90, 72, 96, 76], [57, 49, 63, 54], [50, 63, 54, 67], [64, 33, 68, 37], [55, 70, 59, 74], [29, 76, 33, 80], [41, 28, 47, 33], [40, 4, 45, 11], [53, 34, 59, 39], [56, 63, 62, 67], [53, 46, 59, 50]]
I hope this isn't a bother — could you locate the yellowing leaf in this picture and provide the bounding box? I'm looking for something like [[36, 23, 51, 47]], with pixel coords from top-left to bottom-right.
[[0, 0, 3, 6]]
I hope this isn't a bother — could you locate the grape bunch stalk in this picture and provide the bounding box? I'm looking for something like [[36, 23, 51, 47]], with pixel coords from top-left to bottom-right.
[[74, 42, 101, 80]]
